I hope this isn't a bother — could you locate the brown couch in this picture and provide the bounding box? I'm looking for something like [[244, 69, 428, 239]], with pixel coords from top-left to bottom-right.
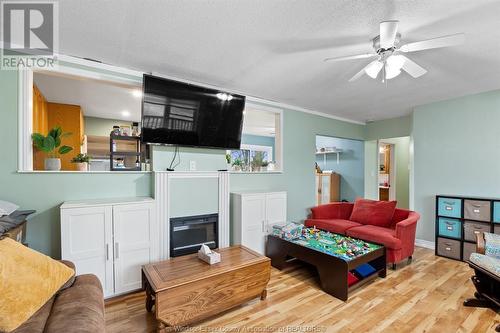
[[12, 261, 105, 333]]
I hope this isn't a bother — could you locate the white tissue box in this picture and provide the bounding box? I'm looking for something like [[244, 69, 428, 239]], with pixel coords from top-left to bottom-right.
[[198, 250, 221, 265]]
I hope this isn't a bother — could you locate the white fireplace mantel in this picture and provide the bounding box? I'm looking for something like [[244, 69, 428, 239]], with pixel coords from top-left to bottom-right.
[[154, 171, 230, 259]]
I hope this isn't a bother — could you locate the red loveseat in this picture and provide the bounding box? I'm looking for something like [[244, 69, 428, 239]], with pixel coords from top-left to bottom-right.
[[305, 200, 420, 268]]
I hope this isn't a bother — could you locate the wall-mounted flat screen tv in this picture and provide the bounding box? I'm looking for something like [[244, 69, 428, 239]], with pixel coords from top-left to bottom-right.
[[141, 75, 245, 149]]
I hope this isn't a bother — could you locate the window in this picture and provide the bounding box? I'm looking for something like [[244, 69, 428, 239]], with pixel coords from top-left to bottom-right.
[[227, 103, 283, 173]]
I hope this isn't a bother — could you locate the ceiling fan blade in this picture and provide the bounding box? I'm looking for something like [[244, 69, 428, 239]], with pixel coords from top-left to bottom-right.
[[399, 33, 465, 53], [324, 53, 376, 62], [380, 20, 399, 49], [400, 55, 427, 78], [349, 60, 382, 82]]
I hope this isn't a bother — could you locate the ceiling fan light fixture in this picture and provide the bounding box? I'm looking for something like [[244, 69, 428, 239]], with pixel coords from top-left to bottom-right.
[[365, 61, 383, 79], [385, 65, 401, 80], [386, 55, 405, 69]]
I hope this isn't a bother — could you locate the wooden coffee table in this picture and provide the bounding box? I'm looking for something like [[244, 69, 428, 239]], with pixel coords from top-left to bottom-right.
[[266, 233, 386, 301], [142, 245, 270, 331]]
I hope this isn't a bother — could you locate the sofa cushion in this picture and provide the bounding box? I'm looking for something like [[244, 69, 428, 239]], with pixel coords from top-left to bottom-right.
[[305, 219, 361, 235], [349, 198, 397, 227], [0, 238, 74, 332], [346, 225, 402, 250], [44, 274, 105, 333], [470, 253, 500, 278]]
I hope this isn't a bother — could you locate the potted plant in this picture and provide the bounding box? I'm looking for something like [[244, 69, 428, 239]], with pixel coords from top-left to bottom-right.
[[71, 153, 91, 171], [251, 152, 264, 172], [225, 153, 232, 170], [31, 126, 73, 171], [261, 161, 269, 172], [232, 158, 243, 171]]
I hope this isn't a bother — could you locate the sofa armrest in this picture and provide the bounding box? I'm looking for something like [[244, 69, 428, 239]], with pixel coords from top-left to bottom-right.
[[310, 202, 353, 219], [395, 212, 420, 248]]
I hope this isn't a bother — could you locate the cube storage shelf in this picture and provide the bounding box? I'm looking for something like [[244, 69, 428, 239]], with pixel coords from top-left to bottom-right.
[[435, 195, 500, 262]]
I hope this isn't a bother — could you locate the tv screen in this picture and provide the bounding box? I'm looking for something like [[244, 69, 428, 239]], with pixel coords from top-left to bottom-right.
[[141, 75, 245, 149]]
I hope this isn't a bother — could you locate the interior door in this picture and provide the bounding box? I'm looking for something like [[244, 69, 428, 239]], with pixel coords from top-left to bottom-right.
[[61, 206, 114, 297], [241, 194, 266, 254], [113, 202, 156, 294], [265, 193, 287, 231]]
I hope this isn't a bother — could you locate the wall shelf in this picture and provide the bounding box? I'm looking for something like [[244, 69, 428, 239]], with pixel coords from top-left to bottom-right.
[[316, 149, 343, 165]]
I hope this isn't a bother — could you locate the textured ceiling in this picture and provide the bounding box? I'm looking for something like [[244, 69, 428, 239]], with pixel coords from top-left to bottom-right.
[[57, 0, 500, 122]]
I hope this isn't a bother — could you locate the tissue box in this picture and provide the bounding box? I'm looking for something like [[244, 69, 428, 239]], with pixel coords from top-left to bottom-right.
[[272, 222, 303, 240], [198, 250, 221, 265]]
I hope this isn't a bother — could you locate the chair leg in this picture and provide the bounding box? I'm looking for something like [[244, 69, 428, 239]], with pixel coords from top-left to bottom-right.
[[407, 256, 413, 264], [463, 297, 493, 308], [391, 263, 397, 270]]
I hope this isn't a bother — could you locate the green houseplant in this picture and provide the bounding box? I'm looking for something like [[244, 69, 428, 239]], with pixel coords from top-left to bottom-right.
[[232, 158, 243, 171], [251, 152, 264, 172], [71, 153, 91, 171], [32, 126, 73, 171]]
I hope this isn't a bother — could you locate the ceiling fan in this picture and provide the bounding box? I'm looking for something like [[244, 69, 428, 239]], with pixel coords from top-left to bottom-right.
[[324, 20, 465, 82]]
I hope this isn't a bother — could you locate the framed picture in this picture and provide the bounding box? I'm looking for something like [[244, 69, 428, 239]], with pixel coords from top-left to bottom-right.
[[120, 125, 131, 136]]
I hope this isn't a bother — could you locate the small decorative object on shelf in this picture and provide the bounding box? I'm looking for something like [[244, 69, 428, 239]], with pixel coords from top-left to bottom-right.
[[71, 153, 91, 171], [120, 125, 131, 136], [131, 122, 140, 136], [198, 244, 221, 265]]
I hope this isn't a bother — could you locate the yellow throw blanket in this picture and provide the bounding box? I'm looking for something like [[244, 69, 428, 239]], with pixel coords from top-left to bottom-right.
[[0, 238, 74, 332]]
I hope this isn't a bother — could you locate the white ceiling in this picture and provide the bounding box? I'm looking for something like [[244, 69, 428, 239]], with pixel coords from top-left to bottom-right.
[[57, 0, 500, 122], [33, 72, 142, 121]]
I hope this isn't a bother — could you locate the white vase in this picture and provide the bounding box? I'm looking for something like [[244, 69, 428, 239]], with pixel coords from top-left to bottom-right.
[[74, 162, 88, 171], [44, 158, 61, 171]]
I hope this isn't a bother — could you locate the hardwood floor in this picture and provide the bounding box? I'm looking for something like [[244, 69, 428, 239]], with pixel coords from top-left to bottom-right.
[[105, 247, 499, 333]]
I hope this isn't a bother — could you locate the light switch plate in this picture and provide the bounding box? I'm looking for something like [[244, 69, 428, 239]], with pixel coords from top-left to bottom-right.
[[190, 161, 196, 171]]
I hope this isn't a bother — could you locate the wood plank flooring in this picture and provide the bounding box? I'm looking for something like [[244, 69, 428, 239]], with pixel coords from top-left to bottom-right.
[[105, 247, 499, 333]]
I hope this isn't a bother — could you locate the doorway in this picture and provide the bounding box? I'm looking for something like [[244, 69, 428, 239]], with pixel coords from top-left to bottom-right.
[[365, 136, 410, 209]]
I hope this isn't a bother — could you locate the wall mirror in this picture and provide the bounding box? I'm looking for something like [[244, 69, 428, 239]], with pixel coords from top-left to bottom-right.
[[227, 103, 283, 173], [19, 63, 148, 172]]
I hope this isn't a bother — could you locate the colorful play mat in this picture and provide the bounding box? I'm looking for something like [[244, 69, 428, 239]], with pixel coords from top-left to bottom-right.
[[287, 227, 382, 261]]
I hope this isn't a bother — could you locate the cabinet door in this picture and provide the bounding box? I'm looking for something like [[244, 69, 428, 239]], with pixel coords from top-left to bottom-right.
[[113, 203, 157, 294], [265, 193, 287, 229], [61, 206, 114, 297], [241, 195, 266, 254], [321, 176, 331, 203]]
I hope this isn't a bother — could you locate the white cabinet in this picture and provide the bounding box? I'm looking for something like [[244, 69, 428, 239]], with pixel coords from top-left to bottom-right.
[[231, 191, 286, 255], [61, 197, 157, 298]]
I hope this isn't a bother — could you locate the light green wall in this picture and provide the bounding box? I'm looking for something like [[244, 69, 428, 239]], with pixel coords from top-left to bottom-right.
[[365, 115, 412, 141], [84, 116, 136, 136], [364, 140, 378, 200], [170, 178, 219, 218], [413, 90, 500, 242]]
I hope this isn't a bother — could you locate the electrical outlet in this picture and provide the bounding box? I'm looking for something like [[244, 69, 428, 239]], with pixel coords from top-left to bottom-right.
[[190, 161, 196, 171]]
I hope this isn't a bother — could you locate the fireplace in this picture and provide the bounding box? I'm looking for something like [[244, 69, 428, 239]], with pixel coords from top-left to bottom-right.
[[170, 213, 218, 257]]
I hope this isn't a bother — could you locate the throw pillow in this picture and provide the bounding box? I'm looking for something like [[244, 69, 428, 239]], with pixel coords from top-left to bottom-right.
[[349, 198, 397, 227], [0, 238, 74, 332]]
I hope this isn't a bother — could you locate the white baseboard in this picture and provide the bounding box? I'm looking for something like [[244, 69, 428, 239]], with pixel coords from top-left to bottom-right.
[[415, 238, 435, 250]]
